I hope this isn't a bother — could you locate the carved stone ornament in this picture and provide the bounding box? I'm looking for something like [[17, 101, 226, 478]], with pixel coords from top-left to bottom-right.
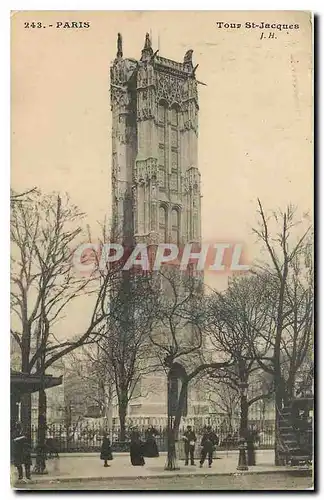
[[151, 184, 157, 199], [149, 231, 159, 244], [110, 87, 130, 109], [138, 107, 154, 120], [134, 158, 158, 185], [156, 73, 183, 105], [116, 126, 135, 145], [146, 158, 158, 180]]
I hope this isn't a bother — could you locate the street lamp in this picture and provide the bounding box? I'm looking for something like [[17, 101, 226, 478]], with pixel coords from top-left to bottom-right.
[[237, 381, 249, 471]]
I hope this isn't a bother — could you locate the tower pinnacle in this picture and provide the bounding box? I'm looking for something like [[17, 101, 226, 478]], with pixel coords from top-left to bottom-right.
[[116, 32, 123, 58], [141, 32, 153, 60]]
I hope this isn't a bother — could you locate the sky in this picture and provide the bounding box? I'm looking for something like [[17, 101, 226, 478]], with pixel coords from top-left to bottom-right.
[[11, 10, 313, 337]]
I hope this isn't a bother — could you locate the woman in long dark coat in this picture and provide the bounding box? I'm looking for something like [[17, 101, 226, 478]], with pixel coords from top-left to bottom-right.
[[144, 426, 159, 458], [246, 426, 260, 466], [100, 433, 113, 467], [130, 430, 145, 466]]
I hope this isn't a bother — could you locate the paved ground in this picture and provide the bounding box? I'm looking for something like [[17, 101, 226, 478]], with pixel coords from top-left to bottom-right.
[[11, 450, 313, 491], [17, 473, 313, 491], [12, 450, 281, 481]]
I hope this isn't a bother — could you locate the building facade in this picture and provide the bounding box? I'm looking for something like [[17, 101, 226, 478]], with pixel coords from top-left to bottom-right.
[[110, 33, 205, 418]]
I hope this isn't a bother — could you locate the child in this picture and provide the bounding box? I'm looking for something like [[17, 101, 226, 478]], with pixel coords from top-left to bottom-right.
[[12, 423, 32, 481], [100, 432, 113, 467]]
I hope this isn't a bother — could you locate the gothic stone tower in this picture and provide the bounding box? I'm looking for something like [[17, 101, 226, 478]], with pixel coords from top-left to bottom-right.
[[110, 33, 204, 419], [111, 32, 201, 250]]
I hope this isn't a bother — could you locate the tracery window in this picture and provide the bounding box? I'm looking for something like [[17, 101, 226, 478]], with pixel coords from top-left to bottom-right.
[[158, 101, 167, 190], [170, 107, 179, 153], [171, 129, 178, 148], [158, 103, 166, 124], [171, 208, 179, 244], [170, 106, 179, 192], [170, 172, 178, 191], [159, 205, 167, 242], [171, 151, 178, 170], [171, 108, 178, 126]]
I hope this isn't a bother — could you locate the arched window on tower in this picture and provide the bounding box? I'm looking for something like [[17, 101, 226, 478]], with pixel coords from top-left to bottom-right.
[[158, 101, 167, 190], [159, 205, 167, 242], [171, 208, 179, 244], [171, 107, 178, 127], [193, 212, 198, 240], [158, 102, 167, 125], [170, 106, 179, 192]]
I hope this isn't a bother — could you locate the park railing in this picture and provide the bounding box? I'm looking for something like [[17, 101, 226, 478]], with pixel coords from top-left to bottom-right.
[[30, 421, 275, 453]]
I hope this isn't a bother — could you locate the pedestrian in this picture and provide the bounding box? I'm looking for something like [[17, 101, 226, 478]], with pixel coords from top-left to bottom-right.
[[199, 426, 219, 468], [144, 426, 159, 458], [100, 432, 113, 467], [246, 425, 259, 466], [130, 429, 145, 466], [12, 423, 32, 482], [183, 425, 197, 466]]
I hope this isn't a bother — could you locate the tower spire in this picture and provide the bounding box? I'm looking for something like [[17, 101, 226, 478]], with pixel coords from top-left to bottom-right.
[[116, 32, 123, 58], [141, 32, 153, 60], [144, 32, 152, 50]]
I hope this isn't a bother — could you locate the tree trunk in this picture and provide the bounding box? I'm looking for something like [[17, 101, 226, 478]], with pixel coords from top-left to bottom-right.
[[274, 383, 284, 465], [34, 389, 48, 474], [118, 401, 127, 442], [20, 326, 32, 441], [274, 343, 285, 465], [64, 404, 72, 452], [273, 265, 288, 465], [165, 416, 179, 471], [165, 380, 187, 471], [286, 372, 296, 403], [20, 392, 32, 442], [274, 359, 287, 465], [106, 384, 114, 436]]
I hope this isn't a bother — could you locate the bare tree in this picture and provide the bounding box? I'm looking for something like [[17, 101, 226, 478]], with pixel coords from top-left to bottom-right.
[[62, 346, 115, 424], [10, 189, 121, 471], [251, 200, 313, 464], [295, 342, 314, 397], [205, 273, 274, 438], [207, 382, 240, 433], [280, 245, 313, 402], [147, 267, 232, 470], [10, 187, 37, 205], [97, 271, 158, 441]]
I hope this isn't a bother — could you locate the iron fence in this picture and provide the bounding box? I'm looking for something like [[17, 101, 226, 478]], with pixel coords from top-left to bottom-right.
[[30, 422, 275, 453]]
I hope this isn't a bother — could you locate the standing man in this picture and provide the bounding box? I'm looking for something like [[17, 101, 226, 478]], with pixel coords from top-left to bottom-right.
[[12, 423, 32, 482], [200, 426, 219, 468], [183, 425, 197, 466]]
